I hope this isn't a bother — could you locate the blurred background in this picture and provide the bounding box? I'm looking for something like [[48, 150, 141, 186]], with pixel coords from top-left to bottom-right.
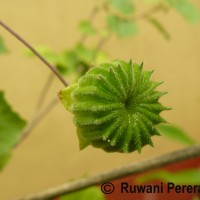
[[0, 0, 200, 199]]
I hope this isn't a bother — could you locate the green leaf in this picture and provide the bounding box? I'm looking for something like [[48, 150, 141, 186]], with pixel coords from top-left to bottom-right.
[[137, 169, 200, 185], [95, 50, 109, 65], [107, 15, 138, 38], [25, 46, 58, 64], [0, 91, 26, 170], [99, 29, 110, 38], [59, 84, 77, 112], [106, 0, 134, 15], [148, 17, 171, 40], [79, 20, 96, 36], [60, 186, 105, 200], [56, 50, 79, 76], [0, 152, 11, 170], [0, 36, 8, 54], [25, 46, 79, 76], [167, 0, 200, 23], [156, 124, 195, 145], [75, 43, 94, 64]]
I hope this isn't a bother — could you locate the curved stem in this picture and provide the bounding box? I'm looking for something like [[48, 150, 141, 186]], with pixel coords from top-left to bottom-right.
[[14, 98, 58, 148], [35, 73, 55, 111], [0, 20, 68, 86], [14, 74, 56, 148], [17, 144, 200, 200]]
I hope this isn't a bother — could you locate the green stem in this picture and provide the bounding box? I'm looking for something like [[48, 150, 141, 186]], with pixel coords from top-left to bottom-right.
[[79, 6, 99, 43], [134, 3, 164, 20]]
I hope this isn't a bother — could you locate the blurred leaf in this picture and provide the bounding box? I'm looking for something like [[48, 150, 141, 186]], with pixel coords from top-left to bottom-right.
[[75, 43, 94, 64], [25, 46, 58, 64], [60, 186, 105, 200], [0, 36, 8, 54], [106, 0, 134, 15], [0, 152, 11, 170], [95, 50, 109, 65], [25, 43, 108, 79], [56, 50, 79, 75], [167, 0, 200, 23], [79, 20, 96, 36], [25, 46, 79, 76], [148, 17, 170, 40], [157, 124, 196, 145], [107, 15, 138, 38], [99, 29, 110, 38], [0, 91, 26, 170], [137, 169, 200, 185]]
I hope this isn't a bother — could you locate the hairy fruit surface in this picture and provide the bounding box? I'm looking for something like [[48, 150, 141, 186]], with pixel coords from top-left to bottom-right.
[[59, 60, 169, 153]]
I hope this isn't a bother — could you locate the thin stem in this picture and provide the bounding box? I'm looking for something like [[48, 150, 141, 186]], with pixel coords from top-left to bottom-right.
[[35, 73, 55, 111], [90, 33, 112, 65], [0, 20, 68, 86], [134, 3, 164, 20], [17, 144, 200, 200], [14, 98, 58, 148], [79, 6, 99, 43], [14, 74, 55, 148]]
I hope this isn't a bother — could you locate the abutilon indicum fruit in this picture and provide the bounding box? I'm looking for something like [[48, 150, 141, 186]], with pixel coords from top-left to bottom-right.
[[59, 60, 170, 153]]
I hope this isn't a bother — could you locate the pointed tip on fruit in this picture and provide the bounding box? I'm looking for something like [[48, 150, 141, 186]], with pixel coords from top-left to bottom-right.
[[117, 64, 122, 70], [149, 141, 155, 148], [155, 128, 162, 136], [160, 91, 168, 97], [165, 106, 173, 111], [149, 140, 154, 147], [57, 89, 64, 101], [150, 69, 155, 75], [154, 81, 164, 89], [136, 146, 142, 154], [159, 81, 164, 85]]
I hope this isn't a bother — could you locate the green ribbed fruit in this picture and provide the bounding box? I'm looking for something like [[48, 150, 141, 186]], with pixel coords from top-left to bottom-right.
[[59, 60, 170, 153]]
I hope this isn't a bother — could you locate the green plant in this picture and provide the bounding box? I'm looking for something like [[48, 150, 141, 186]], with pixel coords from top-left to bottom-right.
[[0, 0, 200, 200], [60, 60, 169, 153]]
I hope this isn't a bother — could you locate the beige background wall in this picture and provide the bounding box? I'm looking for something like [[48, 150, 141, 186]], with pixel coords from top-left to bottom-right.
[[0, 1, 200, 199]]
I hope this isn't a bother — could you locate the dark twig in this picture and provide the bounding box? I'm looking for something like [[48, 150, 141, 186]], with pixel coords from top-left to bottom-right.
[[17, 145, 200, 200], [0, 20, 68, 86]]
